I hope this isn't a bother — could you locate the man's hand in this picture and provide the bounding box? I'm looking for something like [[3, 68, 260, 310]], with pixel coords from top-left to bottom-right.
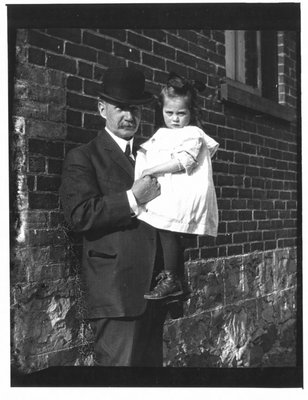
[[132, 175, 161, 205]]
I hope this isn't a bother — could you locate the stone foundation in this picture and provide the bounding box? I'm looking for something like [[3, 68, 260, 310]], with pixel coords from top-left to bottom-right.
[[163, 247, 297, 367]]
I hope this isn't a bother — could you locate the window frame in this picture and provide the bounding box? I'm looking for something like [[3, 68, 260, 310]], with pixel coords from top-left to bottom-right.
[[222, 30, 296, 122]]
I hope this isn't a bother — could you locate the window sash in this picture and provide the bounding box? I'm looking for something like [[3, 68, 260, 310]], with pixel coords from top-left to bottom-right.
[[225, 30, 262, 96]]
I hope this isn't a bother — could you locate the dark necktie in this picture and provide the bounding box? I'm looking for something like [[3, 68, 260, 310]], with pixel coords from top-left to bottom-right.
[[125, 142, 135, 167]]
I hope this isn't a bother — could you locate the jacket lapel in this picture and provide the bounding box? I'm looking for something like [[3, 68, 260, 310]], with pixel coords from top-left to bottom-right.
[[96, 130, 135, 179]]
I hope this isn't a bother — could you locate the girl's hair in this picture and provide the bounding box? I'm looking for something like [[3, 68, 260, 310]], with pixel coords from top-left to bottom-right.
[[155, 72, 206, 129]]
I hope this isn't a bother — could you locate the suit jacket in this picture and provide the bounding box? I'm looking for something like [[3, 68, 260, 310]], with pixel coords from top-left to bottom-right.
[[60, 130, 159, 319]]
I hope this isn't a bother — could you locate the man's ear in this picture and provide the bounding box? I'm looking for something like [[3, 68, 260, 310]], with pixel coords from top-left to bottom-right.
[[98, 101, 106, 119]]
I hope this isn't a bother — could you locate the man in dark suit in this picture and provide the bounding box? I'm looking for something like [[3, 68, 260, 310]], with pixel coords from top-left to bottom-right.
[[60, 67, 167, 366]]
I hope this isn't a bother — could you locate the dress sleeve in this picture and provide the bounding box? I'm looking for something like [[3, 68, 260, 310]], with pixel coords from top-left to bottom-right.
[[171, 127, 203, 174], [202, 132, 219, 158]]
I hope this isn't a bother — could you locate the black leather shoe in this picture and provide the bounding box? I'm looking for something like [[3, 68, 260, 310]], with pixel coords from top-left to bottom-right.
[[144, 271, 184, 300]]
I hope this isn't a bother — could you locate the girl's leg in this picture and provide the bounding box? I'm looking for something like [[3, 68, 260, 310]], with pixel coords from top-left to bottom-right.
[[158, 229, 181, 275], [144, 229, 183, 300]]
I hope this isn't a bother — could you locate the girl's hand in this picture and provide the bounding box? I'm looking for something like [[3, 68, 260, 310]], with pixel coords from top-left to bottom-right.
[[141, 169, 153, 178]]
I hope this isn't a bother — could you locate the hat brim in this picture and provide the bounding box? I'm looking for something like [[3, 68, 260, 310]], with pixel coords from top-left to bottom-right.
[[98, 91, 154, 105]]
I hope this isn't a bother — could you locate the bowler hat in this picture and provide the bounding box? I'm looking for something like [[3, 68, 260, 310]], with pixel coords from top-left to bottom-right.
[[98, 67, 154, 105]]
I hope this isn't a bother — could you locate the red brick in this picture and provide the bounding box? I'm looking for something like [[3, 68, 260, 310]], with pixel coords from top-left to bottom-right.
[[28, 192, 59, 210], [78, 61, 93, 79], [249, 231, 262, 241], [28, 139, 64, 158], [228, 221, 242, 233], [189, 42, 207, 58], [263, 231, 276, 240], [246, 166, 260, 177], [28, 47, 45, 66], [65, 42, 97, 62], [243, 221, 258, 231], [247, 200, 261, 209], [208, 112, 225, 126], [222, 188, 238, 198], [232, 199, 246, 209], [47, 53, 77, 74], [46, 28, 81, 43], [84, 113, 104, 130], [216, 234, 232, 246], [143, 30, 166, 42], [66, 110, 82, 126], [226, 140, 242, 152], [213, 161, 229, 174], [84, 80, 101, 97], [67, 76, 82, 92], [67, 92, 97, 112], [28, 30, 64, 54], [200, 247, 218, 259], [37, 176, 61, 192], [97, 51, 126, 69], [49, 212, 65, 228], [28, 228, 65, 246], [230, 164, 245, 175], [98, 29, 126, 41], [287, 200, 297, 210], [234, 232, 248, 243], [218, 175, 233, 186], [128, 32, 152, 51], [222, 211, 237, 221], [114, 42, 140, 62], [265, 241, 277, 250], [66, 126, 97, 144], [165, 61, 187, 78], [239, 189, 253, 199], [27, 175, 35, 191], [212, 30, 225, 43], [48, 104, 65, 122], [239, 211, 253, 221], [47, 159, 63, 175], [28, 156, 45, 173], [251, 242, 264, 252], [142, 53, 165, 70], [217, 150, 234, 162], [178, 30, 198, 43], [176, 51, 197, 68], [83, 31, 112, 52], [228, 245, 243, 256], [28, 120, 66, 140]]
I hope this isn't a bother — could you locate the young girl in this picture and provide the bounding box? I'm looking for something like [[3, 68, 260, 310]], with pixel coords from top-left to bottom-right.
[[135, 72, 219, 301]]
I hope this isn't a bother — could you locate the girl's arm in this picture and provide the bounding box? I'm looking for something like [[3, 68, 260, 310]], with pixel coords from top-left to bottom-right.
[[141, 159, 183, 178]]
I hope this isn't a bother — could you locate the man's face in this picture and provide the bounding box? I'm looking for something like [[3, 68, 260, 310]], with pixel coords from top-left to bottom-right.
[[98, 101, 142, 140]]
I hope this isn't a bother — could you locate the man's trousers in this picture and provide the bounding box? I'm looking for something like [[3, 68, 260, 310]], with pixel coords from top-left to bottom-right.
[[89, 301, 167, 367]]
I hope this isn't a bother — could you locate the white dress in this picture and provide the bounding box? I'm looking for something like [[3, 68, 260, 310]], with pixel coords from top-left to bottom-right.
[[135, 125, 219, 236]]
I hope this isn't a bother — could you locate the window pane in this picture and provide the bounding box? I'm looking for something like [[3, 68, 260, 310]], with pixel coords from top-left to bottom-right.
[[245, 31, 260, 88]]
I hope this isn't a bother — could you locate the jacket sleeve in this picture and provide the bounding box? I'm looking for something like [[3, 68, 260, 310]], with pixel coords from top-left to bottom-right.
[[59, 147, 132, 233]]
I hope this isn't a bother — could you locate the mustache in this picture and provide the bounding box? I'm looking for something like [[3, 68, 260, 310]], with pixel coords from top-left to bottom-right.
[[119, 123, 136, 128]]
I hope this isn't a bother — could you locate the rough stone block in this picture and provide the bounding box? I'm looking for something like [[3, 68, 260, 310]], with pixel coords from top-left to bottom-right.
[[224, 256, 243, 304], [243, 252, 264, 298], [185, 259, 224, 314], [28, 120, 66, 140]]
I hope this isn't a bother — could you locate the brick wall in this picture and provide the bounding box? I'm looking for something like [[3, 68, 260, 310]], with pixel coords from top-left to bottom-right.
[[10, 28, 299, 373]]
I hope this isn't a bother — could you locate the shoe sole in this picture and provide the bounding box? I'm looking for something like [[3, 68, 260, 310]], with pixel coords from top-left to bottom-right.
[[144, 290, 184, 301]]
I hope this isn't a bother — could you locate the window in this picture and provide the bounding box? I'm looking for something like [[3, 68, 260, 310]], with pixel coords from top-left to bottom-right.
[[222, 30, 294, 121]]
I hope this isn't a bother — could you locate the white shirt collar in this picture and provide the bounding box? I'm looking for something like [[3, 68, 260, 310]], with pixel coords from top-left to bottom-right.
[[105, 127, 133, 153]]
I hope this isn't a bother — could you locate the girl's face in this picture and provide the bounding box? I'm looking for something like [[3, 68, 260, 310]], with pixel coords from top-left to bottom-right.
[[162, 96, 191, 129]]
